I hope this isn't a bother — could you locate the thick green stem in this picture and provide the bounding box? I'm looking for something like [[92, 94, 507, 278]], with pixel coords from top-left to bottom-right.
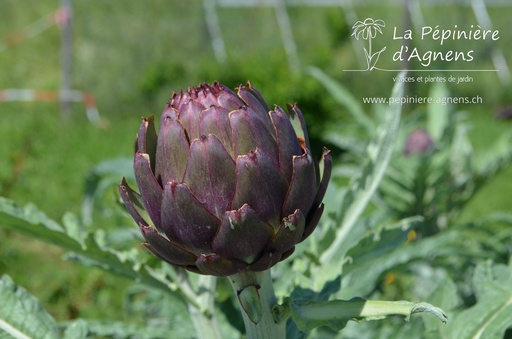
[[228, 269, 286, 339]]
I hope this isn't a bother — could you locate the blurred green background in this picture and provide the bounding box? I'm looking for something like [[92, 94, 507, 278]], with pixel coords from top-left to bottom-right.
[[1, 0, 511, 324]]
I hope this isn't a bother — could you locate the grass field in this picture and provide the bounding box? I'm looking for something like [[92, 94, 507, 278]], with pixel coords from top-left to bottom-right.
[[1, 0, 511, 326]]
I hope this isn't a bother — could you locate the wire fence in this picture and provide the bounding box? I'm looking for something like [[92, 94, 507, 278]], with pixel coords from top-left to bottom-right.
[[0, 89, 99, 122], [205, 0, 511, 82], [1, 0, 510, 120], [0, 5, 100, 123]]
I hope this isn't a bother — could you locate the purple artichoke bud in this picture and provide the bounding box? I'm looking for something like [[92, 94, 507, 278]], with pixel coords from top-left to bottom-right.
[[496, 107, 512, 120], [404, 129, 433, 156], [119, 81, 331, 276]]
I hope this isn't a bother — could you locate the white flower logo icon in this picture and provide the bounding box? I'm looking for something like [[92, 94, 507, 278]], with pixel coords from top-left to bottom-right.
[[352, 18, 387, 70]]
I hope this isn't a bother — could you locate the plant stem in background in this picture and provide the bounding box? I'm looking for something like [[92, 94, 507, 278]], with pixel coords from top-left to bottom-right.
[[228, 270, 285, 339], [187, 302, 224, 339], [175, 272, 224, 339]]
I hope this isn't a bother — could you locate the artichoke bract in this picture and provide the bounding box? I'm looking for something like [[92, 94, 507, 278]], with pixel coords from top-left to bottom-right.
[[119, 81, 331, 276]]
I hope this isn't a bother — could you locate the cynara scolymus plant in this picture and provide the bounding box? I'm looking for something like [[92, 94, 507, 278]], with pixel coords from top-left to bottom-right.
[[119, 81, 331, 276], [0, 76, 458, 339], [119, 81, 331, 337], [114, 80, 450, 338]]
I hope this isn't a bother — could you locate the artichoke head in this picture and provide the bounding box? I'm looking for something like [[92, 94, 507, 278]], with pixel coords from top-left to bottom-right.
[[119, 81, 331, 276]]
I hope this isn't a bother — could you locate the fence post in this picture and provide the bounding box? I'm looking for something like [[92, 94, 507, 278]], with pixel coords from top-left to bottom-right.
[[471, 0, 510, 84], [204, 0, 227, 63], [274, 0, 301, 73], [59, 0, 73, 120]]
